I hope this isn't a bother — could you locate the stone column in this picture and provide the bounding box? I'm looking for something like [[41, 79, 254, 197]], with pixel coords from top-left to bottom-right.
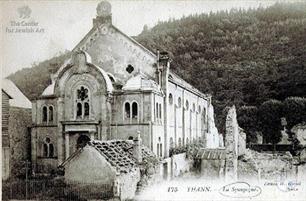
[[65, 132, 70, 159]]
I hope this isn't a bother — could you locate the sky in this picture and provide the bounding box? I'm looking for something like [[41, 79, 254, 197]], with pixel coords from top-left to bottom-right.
[[0, 0, 298, 78]]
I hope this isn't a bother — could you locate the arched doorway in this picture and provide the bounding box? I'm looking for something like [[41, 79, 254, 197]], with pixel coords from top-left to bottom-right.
[[76, 134, 91, 149]]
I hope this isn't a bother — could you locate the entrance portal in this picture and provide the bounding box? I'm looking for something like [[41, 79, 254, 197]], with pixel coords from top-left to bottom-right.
[[76, 134, 91, 149]]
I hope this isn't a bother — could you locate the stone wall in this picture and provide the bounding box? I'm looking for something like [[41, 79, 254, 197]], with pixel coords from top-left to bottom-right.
[[238, 128, 247, 156], [224, 106, 247, 181]]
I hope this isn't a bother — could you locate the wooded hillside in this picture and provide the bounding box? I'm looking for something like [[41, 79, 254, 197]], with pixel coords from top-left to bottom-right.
[[8, 2, 306, 132], [136, 2, 306, 131]]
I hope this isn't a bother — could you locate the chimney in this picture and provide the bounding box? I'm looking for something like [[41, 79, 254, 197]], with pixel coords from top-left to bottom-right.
[[159, 51, 170, 68], [133, 131, 142, 163]]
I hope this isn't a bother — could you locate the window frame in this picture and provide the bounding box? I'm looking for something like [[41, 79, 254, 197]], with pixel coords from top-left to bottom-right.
[[75, 85, 91, 120]]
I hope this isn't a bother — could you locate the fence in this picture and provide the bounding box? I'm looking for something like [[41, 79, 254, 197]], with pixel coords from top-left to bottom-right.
[[2, 179, 114, 201]]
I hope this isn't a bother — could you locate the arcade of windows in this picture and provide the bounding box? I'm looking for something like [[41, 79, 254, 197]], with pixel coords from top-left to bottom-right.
[[42, 105, 54, 123], [76, 86, 90, 119], [124, 101, 138, 122]]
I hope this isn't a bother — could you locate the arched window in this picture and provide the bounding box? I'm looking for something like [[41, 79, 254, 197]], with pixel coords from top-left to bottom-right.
[[186, 137, 189, 145], [125, 102, 130, 119], [202, 108, 206, 132], [49, 106, 53, 122], [159, 103, 162, 119], [160, 143, 162, 157], [198, 105, 201, 113], [77, 103, 82, 118], [177, 97, 181, 108], [185, 100, 189, 110], [43, 137, 54, 158], [132, 102, 138, 119], [156, 103, 159, 120], [192, 103, 195, 112], [169, 93, 173, 105], [42, 106, 48, 122], [157, 137, 162, 158], [76, 86, 90, 119]]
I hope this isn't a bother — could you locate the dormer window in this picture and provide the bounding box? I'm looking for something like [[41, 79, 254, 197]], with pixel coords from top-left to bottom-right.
[[76, 86, 90, 119]]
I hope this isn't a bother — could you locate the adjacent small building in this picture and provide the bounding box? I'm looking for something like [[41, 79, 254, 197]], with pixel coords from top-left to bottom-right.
[[60, 138, 157, 200], [2, 78, 32, 180]]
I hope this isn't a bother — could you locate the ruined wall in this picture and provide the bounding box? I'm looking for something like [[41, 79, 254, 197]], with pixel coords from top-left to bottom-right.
[[224, 106, 238, 181], [206, 104, 220, 148], [292, 123, 306, 146], [238, 128, 246, 156]]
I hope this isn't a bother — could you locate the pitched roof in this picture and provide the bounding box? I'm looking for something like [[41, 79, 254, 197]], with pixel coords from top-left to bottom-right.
[[169, 71, 210, 99], [2, 78, 31, 108], [61, 140, 156, 174]]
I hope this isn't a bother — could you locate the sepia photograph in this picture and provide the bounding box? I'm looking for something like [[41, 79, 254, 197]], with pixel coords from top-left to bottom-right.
[[1, 0, 306, 200]]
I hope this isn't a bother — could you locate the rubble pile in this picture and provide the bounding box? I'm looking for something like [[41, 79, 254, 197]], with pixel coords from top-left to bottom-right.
[[238, 149, 295, 179]]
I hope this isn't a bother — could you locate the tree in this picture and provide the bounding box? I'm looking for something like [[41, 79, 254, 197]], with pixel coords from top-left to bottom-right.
[[237, 106, 259, 143], [258, 100, 283, 144], [283, 97, 306, 130]]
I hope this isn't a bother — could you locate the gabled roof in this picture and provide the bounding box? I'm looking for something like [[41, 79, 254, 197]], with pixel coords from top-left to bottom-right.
[[72, 24, 156, 59], [61, 140, 156, 174], [2, 78, 31, 108]]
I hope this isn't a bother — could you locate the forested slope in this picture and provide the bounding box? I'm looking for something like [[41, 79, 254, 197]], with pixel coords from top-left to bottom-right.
[[136, 2, 306, 130], [8, 3, 306, 131]]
